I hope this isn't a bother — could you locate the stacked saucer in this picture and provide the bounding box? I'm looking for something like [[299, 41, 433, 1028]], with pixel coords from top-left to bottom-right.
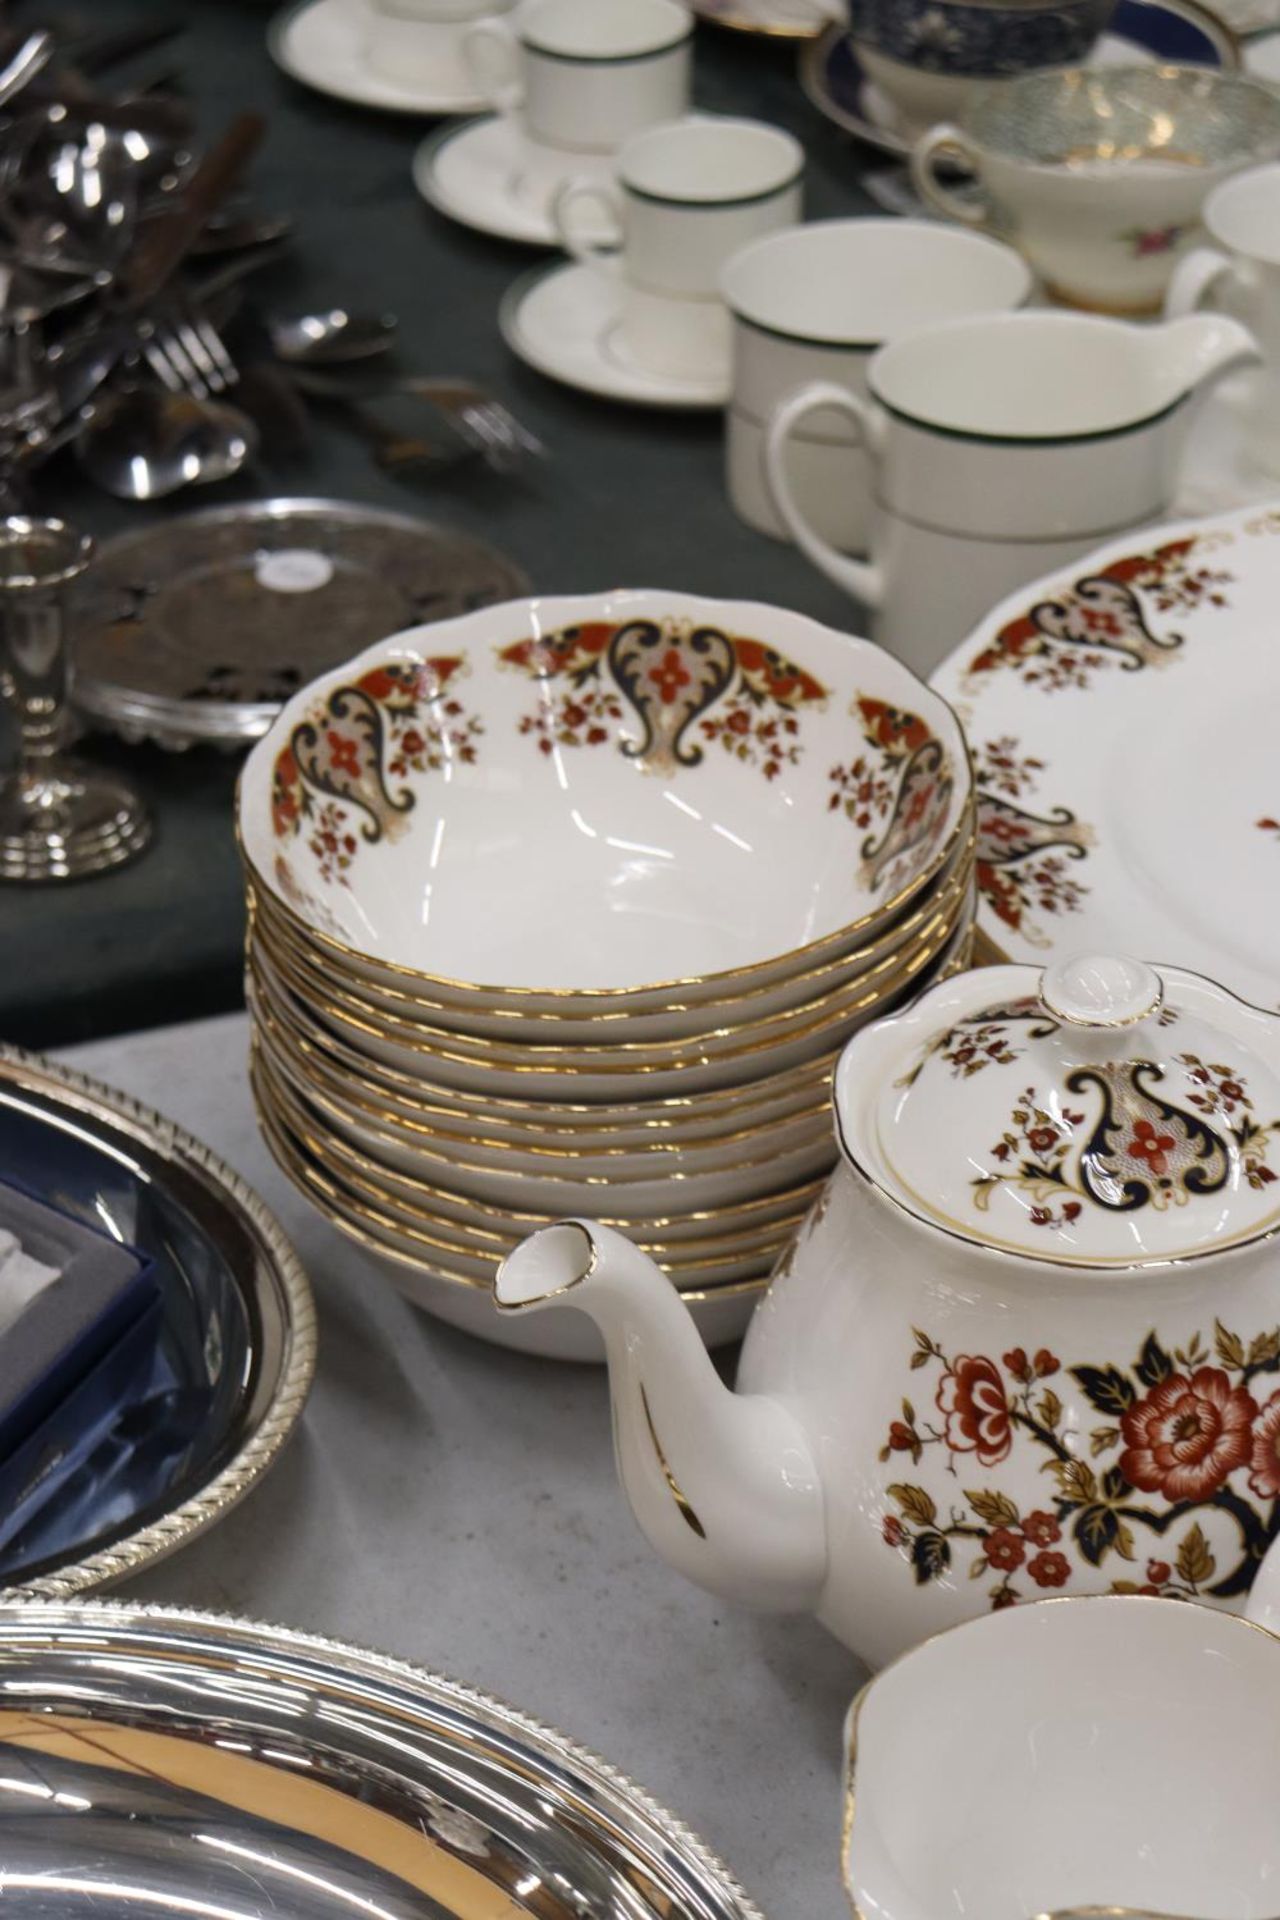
[[238, 588, 975, 1360]]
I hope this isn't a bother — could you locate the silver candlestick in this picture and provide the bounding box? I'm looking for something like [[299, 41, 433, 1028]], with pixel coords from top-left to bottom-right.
[[0, 516, 151, 881]]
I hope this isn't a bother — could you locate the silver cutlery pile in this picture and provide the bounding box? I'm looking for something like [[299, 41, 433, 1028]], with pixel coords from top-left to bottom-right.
[[0, 17, 543, 505]]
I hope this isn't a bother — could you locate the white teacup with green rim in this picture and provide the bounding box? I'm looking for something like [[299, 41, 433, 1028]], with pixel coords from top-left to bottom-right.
[[1166, 159, 1280, 473], [465, 0, 693, 214], [554, 117, 804, 384], [364, 0, 514, 89], [912, 64, 1280, 316]]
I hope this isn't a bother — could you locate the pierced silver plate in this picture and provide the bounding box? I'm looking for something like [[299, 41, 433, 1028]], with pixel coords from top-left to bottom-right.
[[70, 498, 530, 751]]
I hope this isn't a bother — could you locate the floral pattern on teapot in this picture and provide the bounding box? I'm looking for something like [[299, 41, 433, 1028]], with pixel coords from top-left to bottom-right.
[[880, 1321, 1280, 1610]]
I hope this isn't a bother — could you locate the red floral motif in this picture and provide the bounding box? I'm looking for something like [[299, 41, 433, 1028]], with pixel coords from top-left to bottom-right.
[[985, 1527, 1025, 1571], [270, 656, 479, 888], [1027, 1549, 1071, 1588], [881, 1323, 1280, 1614], [1260, 818, 1280, 842], [1126, 224, 1184, 257], [650, 647, 692, 704], [498, 618, 828, 782], [937, 1355, 1012, 1468], [828, 695, 955, 897], [961, 535, 1232, 692], [1119, 1369, 1257, 1501], [1127, 1118, 1176, 1176], [1249, 1391, 1280, 1500]]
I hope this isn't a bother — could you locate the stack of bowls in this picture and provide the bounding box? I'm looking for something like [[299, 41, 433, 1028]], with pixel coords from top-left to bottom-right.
[[237, 588, 975, 1360]]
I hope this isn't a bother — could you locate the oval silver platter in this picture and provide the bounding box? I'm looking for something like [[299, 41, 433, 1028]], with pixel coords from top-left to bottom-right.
[[0, 1045, 315, 1596], [0, 1600, 767, 1920]]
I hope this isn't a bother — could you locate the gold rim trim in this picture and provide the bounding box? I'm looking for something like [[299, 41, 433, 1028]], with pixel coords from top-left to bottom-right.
[[640, 1383, 707, 1537], [249, 962, 842, 1127], [262, 1032, 835, 1192], [0, 1044, 317, 1601], [247, 901, 969, 1080], [257, 978, 834, 1161], [253, 1055, 819, 1257], [255, 1082, 790, 1291], [248, 846, 974, 1032], [494, 1222, 597, 1313], [236, 776, 976, 1001]]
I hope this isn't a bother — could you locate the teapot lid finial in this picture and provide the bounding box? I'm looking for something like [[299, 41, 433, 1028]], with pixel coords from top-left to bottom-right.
[[835, 955, 1280, 1268], [1040, 953, 1162, 1030]]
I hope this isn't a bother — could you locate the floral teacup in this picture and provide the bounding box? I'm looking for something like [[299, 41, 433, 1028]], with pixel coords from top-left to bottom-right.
[[912, 64, 1280, 313]]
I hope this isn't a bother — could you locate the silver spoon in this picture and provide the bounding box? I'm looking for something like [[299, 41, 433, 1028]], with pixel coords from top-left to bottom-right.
[[75, 383, 258, 499], [268, 307, 397, 366], [0, 33, 54, 113]]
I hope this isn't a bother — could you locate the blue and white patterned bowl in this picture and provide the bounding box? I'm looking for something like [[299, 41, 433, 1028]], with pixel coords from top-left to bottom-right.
[[848, 0, 1115, 127]]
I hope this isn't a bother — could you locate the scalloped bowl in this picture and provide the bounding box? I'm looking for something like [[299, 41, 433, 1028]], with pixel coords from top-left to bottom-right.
[[238, 589, 970, 1003]]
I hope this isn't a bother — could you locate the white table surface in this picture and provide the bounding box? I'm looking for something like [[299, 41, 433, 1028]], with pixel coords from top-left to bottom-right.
[[56, 1010, 860, 1920]]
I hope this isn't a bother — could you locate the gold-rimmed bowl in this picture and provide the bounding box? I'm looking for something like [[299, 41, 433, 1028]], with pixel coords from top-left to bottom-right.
[[248, 818, 975, 1042], [237, 587, 971, 1014], [255, 1089, 774, 1359], [254, 988, 833, 1174], [253, 1045, 824, 1249], [247, 962, 841, 1143], [248, 903, 966, 1101], [261, 1032, 836, 1216]]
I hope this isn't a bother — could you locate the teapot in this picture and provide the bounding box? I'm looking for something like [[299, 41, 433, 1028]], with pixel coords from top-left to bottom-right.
[[495, 953, 1280, 1669]]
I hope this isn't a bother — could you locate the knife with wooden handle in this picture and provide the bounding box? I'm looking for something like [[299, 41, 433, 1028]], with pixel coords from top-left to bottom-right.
[[114, 111, 266, 315]]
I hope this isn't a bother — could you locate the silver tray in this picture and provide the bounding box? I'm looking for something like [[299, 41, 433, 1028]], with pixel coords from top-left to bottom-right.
[[70, 498, 531, 751], [0, 1600, 767, 1920], [0, 1045, 315, 1596]]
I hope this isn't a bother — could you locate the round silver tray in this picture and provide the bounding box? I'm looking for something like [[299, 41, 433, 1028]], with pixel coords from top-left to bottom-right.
[[0, 1045, 315, 1596], [70, 498, 531, 752], [0, 1600, 767, 1920]]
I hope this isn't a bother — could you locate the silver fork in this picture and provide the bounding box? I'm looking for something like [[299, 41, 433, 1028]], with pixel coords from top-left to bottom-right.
[[401, 376, 545, 473], [144, 298, 236, 398]]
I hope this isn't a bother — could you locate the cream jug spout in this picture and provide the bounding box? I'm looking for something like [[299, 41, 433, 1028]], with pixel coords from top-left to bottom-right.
[[496, 1221, 827, 1613], [1152, 311, 1260, 404]]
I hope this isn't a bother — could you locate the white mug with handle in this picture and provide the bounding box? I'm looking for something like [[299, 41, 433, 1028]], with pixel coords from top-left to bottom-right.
[[465, 0, 692, 210], [1165, 160, 1280, 475], [764, 309, 1258, 676], [554, 117, 804, 384]]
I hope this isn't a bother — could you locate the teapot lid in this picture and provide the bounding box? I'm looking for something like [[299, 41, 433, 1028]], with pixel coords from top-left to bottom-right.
[[835, 954, 1280, 1266]]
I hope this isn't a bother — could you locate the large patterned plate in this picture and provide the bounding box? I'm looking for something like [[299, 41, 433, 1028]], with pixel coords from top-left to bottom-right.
[[931, 500, 1280, 1009]]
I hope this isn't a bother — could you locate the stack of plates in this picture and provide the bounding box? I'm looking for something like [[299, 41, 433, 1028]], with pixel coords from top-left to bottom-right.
[[237, 588, 975, 1359]]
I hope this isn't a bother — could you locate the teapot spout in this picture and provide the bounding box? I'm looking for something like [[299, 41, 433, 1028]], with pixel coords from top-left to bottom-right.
[[1154, 312, 1260, 404], [496, 1221, 827, 1614]]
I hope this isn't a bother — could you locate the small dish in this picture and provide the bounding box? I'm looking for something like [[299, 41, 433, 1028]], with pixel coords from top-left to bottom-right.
[[267, 0, 490, 115], [500, 260, 730, 408], [689, 0, 837, 36]]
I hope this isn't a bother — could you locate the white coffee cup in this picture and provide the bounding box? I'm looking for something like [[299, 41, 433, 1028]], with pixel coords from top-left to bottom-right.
[[365, 0, 512, 89], [720, 219, 1032, 554], [554, 117, 804, 383], [764, 309, 1257, 675], [466, 0, 692, 211], [1166, 160, 1280, 475]]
